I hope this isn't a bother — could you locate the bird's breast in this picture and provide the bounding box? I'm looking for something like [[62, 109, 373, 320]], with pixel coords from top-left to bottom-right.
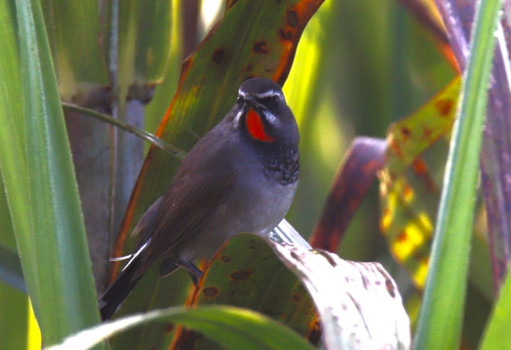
[[175, 146, 298, 263]]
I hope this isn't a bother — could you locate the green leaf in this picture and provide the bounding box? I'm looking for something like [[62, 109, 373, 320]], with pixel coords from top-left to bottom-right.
[[48, 306, 314, 350], [0, 4, 34, 348], [109, 224, 315, 350], [172, 232, 318, 349], [41, 0, 108, 93], [378, 77, 459, 288], [479, 269, 511, 350], [0, 0, 103, 345], [414, 0, 503, 348], [0, 183, 34, 350], [119, 0, 172, 86]]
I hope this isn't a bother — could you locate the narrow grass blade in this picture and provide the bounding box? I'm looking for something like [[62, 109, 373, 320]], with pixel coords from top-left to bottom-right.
[[414, 0, 503, 348], [62, 103, 186, 158]]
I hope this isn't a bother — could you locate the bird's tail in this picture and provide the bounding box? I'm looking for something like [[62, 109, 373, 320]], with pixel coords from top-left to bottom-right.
[[99, 254, 143, 321]]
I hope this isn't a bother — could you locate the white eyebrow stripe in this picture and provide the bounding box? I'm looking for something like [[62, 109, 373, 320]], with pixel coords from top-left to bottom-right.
[[237, 89, 283, 99], [255, 89, 282, 98]]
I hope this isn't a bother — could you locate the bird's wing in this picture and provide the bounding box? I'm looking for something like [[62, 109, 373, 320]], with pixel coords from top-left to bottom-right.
[[139, 159, 235, 269], [132, 196, 164, 238]]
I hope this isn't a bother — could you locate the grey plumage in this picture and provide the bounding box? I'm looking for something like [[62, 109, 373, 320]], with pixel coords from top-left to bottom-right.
[[99, 78, 299, 320]]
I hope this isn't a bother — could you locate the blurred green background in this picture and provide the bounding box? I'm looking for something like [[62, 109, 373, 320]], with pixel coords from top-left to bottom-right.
[[4, 0, 484, 348]]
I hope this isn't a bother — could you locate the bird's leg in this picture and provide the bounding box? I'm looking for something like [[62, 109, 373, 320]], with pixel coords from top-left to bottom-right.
[[176, 260, 203, 286]]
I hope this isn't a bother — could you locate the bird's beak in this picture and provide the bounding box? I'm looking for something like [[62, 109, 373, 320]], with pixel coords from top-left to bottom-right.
[[244, 95, 267, 110]]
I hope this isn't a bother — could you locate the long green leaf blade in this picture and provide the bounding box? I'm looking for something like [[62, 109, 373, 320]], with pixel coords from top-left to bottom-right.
[[48, 306, 314, 350], [479, 269, 511, 350], [414, 0, 502, 348], [0, 3, 34, 348], [5, 0, 102, 345]]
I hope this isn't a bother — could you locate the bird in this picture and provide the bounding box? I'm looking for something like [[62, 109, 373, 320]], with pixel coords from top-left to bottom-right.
[[99, 77, 300, 320]]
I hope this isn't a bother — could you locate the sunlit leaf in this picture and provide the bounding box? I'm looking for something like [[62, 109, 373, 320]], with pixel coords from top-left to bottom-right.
[[48, 306, 314, 350], [379, 173, 433, 287], [379, 77, 460, 288], [386, 77, 460, 172]]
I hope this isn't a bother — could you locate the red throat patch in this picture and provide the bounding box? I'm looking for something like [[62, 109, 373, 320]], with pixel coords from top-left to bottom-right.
[[246, 108, 275, 142]]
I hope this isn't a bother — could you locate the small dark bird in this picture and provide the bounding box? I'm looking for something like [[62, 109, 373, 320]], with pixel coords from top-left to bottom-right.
[[99, 77, 300, 320]]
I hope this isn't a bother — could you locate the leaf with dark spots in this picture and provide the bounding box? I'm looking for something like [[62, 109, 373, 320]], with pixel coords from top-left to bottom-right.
[[230, 270, 252, 281], [220, 255, 231, 263], [252, 40, 269, 54], [212, 48, 225, 64], [385, 278, 396, 298], [307, 321, 322, 344], [379, 174, 433, 287], [174, 234, 318, 349], [435, 98, 455, 116], [203, 286, 219, 298], [412, 158, 438, 193], [401, 127, 411, 139], [378, 77, 460, 288], [164, 323, 174, 334], [271, 238, 410, 348], [385, 77, 460, 172], [279, 28, 294, 41], [287, 10, 299, 27]]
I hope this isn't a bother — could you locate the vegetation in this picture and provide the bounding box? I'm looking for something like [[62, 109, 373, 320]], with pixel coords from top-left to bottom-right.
[[0, 0, 509, 349]]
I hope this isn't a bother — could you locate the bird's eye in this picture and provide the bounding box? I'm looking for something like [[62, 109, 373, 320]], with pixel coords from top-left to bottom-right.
[[262, 95, 280, 108], [237, 96, 244, 105]]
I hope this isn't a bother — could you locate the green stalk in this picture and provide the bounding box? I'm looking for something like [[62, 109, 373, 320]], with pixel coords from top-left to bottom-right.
[[414, 0, 502, 349], [62, 103, 186, 159]]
